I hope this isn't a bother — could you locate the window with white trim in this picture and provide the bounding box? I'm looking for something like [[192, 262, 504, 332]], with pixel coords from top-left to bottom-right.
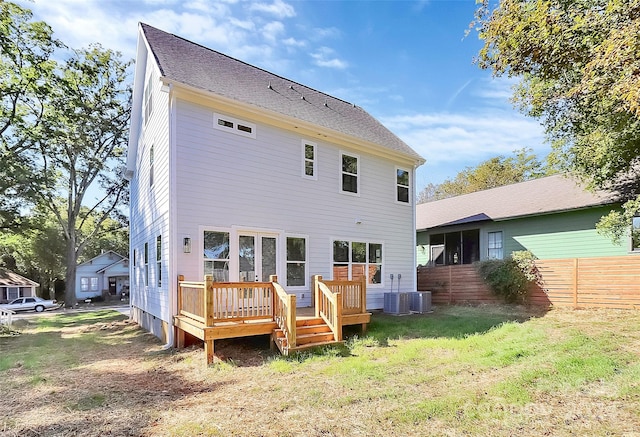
[[396, 168, 410, 203], [488, 231, 504, 259], [341, 152, 359, 194], [302, 141, 316, 179], [333, 240, 382, 285], [80, 277, 99, 292], [213, 113, 256, 139], [149, 144, 154, 187], [286, 237, 307, 287], [143, 77, 153, 124], [632, 215, 640, 252], [204, 231, 230, 281], [144, 242, 149, 287], [156, 235, 162, 287]]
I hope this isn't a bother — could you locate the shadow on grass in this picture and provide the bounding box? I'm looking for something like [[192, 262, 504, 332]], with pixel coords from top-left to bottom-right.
[[362, 304, 548, 347]]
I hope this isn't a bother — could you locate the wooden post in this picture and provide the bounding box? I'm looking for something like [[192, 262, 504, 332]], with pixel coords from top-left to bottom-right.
[[176, 326, 185, 348], [335, 291, 343, 342], [287, 294, 296, 348], [205, 339, 215, 365], [573, 258, 579, 309], [312, 275, 322, 318], [360, 276, 367, 313], [204, 275, 214, 327], [177, 275, 184, 314]]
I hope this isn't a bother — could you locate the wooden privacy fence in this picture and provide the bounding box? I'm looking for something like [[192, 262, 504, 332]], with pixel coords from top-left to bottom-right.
[[417, 255, 640, 309]]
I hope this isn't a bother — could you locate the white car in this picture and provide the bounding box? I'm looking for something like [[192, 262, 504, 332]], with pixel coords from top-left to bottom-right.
[[0, 297, 59, 312]]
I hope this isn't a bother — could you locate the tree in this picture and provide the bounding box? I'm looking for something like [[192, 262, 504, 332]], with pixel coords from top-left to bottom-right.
[[0, 1, 58, 230], [417, 148, 551, 202], [474, 0, 640, 241], [23, 46, 131, 306]]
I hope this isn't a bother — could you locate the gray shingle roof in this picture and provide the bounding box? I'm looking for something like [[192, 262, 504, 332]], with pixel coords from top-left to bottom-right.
[[416, 174, 618, 230], [140, 23, 423, 163]]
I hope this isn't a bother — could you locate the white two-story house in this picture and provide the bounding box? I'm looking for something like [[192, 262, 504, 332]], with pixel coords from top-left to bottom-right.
[[126, 23, 425, 345]]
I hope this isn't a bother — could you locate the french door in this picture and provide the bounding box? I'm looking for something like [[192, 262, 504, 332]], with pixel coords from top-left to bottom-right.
[[237, 233, 278, 282]]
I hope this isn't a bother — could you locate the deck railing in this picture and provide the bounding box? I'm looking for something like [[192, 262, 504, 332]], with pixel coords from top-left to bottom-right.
[[271, 275, 296, 350], [312, 275, 342, 342], [319, 276, 367, 315], [177, 275, 275, 327], [0, 308, 14, 328]]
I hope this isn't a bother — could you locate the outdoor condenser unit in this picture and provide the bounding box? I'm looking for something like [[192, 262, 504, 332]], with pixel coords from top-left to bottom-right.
[[383, 292, 410, 315], [410, 291, 432, 314]]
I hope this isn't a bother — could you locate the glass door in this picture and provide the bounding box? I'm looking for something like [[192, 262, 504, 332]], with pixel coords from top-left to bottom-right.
[[238, 233, 278, 282]]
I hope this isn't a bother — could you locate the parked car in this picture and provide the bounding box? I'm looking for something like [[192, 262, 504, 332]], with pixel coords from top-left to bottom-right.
[[0, 297, 59, 312]]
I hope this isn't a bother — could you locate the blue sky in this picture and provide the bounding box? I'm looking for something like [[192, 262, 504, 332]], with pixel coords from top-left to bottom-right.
[[21, 0, 547, 192]]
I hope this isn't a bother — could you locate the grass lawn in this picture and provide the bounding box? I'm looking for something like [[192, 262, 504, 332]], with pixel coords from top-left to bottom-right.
[[1, 305, 639, 436]]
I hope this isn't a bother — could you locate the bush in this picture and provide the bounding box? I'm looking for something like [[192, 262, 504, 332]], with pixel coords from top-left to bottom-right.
[[476, 258, 529, 303]]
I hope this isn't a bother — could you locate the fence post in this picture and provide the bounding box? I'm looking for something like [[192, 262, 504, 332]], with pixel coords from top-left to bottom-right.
[[573, 258, 579, 309], [360, 275, 367, 313], [204, 275, 214, 327], [177, 275, 184, 314], [312, 275, 322, 318], [287, 294, 296, 348]]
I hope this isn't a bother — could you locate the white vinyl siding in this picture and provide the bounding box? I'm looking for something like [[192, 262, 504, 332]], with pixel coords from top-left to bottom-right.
[[172, 99, 417, 308]]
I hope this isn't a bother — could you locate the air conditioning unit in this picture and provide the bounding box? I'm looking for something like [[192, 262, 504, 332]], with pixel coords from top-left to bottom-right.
[[383, 292, 410, 315], [410, 291, 432, 314]]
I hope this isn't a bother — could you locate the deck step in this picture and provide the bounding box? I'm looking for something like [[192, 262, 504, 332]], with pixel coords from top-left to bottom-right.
[[288, 339, 344, 353]]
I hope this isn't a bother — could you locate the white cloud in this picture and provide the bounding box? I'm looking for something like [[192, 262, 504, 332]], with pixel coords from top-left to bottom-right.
[[382, 110, 547, 167], [283, 37, 306, 48], [310, 47, 348, 70], [261, 21, 285, 43], [248, 0, 296, 19]]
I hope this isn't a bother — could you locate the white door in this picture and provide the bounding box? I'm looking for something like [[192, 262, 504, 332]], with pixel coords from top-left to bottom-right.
[[238, 233, 278, 282]]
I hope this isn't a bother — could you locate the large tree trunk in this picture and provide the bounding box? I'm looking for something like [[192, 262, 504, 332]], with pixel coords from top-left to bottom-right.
[[64, 240, 77, 308]]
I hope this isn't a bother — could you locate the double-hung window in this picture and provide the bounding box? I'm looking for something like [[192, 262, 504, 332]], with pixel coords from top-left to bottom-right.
[[143, 77, 153, 124], [488, 231, 504, 259], [396, 168, 410, 203], [632, 215, 640, 252], [156, 235, 162, 287], [341, 152, 359, 194], [149, 145, 154, 187], [286, 237, 307, 287], [302, 141, 316, 179], [333, 240, 383, 285], [144, 243, 149, 287]]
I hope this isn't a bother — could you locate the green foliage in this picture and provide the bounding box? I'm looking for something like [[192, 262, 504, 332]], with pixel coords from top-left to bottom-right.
[[474, 0, 640, 240], [476, 258, 529, 303], [417, 148, 553, 203]]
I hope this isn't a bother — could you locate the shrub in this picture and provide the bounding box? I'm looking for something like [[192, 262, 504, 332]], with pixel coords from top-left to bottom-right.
[[476, 258, 529, 303]]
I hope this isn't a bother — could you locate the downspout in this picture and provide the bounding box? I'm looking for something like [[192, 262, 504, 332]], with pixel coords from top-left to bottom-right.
[[412, 163, 418, 290]]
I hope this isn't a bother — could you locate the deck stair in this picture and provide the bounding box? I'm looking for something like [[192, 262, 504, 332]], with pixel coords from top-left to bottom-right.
[[272, 317, 343, 355]]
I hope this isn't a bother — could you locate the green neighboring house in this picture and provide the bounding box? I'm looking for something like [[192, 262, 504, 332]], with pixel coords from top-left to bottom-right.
[[416, 174, 638, 266]]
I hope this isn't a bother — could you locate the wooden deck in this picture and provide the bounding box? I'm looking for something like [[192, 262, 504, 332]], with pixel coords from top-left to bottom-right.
[[175, 275, 371, 364]]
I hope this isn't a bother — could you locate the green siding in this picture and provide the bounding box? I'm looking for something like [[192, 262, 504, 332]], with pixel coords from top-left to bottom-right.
[[492, 206, 628, 259], [417, 205, 630, 265], [416, 232, 429, 265]]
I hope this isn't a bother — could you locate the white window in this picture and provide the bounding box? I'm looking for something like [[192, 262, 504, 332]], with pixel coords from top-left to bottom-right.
[[213, 112, 256, 139], [340, 152, 359, 195], [204, 230, 230, 281], [81, 277, 99, 292], [80, 277, 89, 292], [396, 168, 410, 203], [90, 277, 99, 291], [488, 231, 504, 259], [8, 287, 19, 300], [156, 235, 162, 288], [286, 237, 307, 287], [632, 215, 640, 252], [333, 240, 383, 285], [149, 144, 154, 187], [144, 243, 149, 287], [302, 141, 317, 179], [143, 77, 153, 124]]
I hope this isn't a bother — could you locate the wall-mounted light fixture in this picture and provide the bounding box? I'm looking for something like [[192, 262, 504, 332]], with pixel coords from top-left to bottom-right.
[[183, 236, 191, 253]]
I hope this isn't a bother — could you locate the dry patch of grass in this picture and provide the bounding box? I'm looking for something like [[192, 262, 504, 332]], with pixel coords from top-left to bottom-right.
[[1, 306, 639, 436]]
